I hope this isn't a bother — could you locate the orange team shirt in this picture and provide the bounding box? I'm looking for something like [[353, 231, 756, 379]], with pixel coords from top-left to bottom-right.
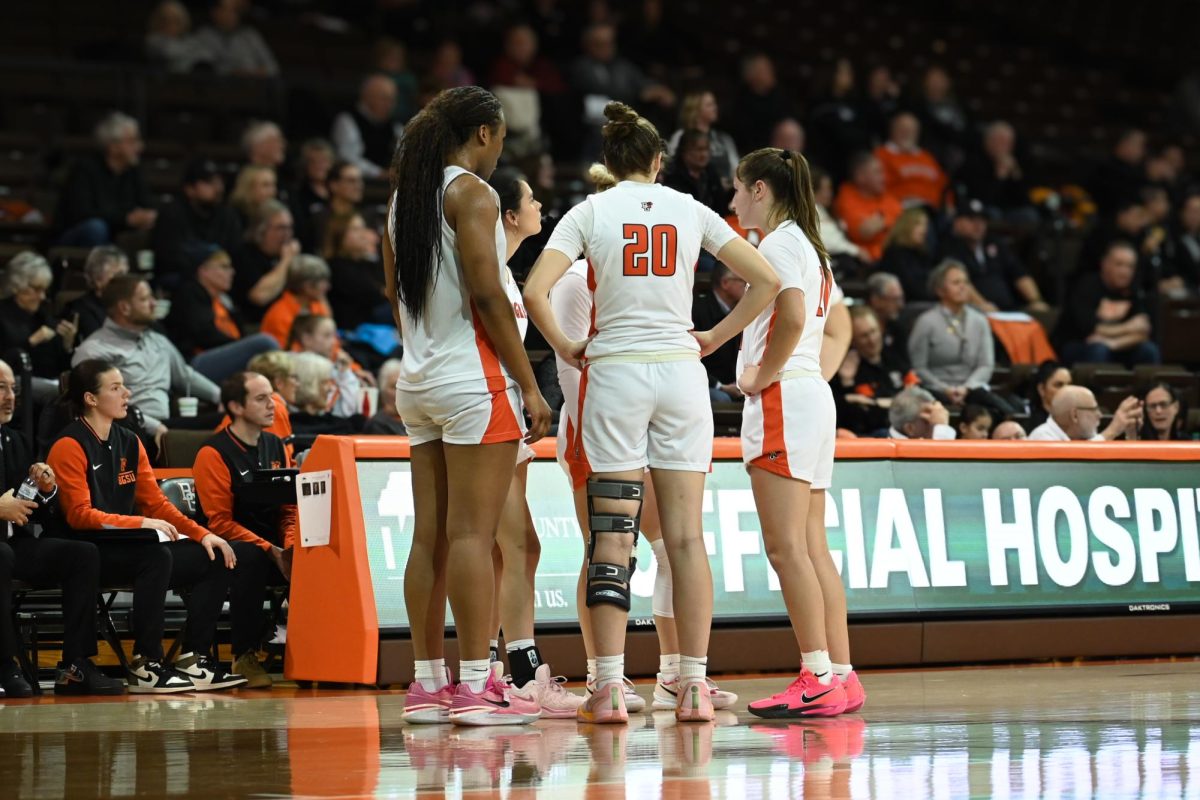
[[833, 183, 903, 262], [260, 292, 334, 349], [48, 436, 210, 541], [216, 393, 294, 458], [874, 144, 948, 208], [192, 437, 297, 553], [212, 296, 242, 342]]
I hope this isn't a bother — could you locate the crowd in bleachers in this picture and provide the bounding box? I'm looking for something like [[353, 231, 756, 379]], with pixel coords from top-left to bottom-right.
[[0, 0, 1197, 456]]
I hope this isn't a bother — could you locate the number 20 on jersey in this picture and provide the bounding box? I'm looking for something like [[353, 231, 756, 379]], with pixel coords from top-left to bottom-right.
[[622, 223, 678, 277]]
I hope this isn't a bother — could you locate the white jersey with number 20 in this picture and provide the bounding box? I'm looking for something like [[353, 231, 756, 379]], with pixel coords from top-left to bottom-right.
[[544, 181, 739, 359]]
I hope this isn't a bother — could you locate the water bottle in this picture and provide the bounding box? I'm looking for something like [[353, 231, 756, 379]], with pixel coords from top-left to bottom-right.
[[16, 476, 39, 502]]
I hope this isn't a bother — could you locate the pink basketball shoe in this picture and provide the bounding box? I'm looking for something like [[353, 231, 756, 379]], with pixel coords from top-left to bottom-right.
[[748, 670, 848, 719]]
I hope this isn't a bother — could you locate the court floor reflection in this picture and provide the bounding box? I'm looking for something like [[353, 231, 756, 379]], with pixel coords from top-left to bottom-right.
[[0, 662, 1198, 799]]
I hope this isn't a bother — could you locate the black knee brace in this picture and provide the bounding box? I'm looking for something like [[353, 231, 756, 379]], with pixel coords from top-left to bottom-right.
[[585, 479, 644, 611]]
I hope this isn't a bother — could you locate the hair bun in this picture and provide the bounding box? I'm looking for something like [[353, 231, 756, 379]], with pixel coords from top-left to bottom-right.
[[587, 163, 618, 191], [603, 101, 640, 126]]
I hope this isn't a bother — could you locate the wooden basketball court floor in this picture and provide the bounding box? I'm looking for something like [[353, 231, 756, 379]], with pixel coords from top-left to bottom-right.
[[1, 660, 1197, 799]]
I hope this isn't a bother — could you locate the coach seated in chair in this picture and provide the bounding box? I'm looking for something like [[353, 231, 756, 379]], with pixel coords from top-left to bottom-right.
[[0, 358, 125, 697], [47, 359, 250, 694], [886, 386, 956, 440], [194, 371, 297, 688]]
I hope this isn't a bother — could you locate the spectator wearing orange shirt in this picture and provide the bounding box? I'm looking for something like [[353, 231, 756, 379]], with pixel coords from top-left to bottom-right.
[[833, 153, 903, 261], [194, 371, 296, 688], [166, 245, 279, 383], [259, 255, 335, 349], [874, 113, 948, 209]]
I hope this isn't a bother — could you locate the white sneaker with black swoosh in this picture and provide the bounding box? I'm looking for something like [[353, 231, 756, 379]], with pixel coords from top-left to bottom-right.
[[173, 652, 249, 691], [127, 657, 195, 694]]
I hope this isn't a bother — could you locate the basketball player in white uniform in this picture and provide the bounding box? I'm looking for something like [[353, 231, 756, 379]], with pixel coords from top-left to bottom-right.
[[482, 168, 584, 717], [729, 146, 863, 718], [384, 86, 548, 727], [524, 101, 780, 723], [549, 167, 738, 714]]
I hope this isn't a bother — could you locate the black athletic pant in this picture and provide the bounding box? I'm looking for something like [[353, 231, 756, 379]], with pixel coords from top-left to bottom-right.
[[0, 535, 101, 663], [93, 541, 173, 660], [167, 539, 245, 658], [229, 544, 286, 657]]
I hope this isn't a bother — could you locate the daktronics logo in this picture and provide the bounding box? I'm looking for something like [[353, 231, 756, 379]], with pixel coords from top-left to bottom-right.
[[1128, 603, 1171, 612]]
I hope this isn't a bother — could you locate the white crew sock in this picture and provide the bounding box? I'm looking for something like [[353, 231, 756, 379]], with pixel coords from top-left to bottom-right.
[[595, 655, 625, 690], [460, 659, 491, 693], [414, 659, 440, 688], [659, 653, 680, 679], [587, 657, 597, 683], [831, 662, 853, 680], [802, 650, 833, 685], [679, 654, 707, 682]]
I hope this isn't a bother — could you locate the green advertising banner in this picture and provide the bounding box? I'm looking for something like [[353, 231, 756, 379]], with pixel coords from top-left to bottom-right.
[[356, 457, 1200, 632]]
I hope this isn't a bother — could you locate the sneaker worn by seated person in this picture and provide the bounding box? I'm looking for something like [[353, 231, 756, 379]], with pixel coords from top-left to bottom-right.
[[232, 651, 273, 689], [174, 652, 249, 691], [55, 657, 127, 696], [0, 660, 33, 698], [128, 656, 195, 694]]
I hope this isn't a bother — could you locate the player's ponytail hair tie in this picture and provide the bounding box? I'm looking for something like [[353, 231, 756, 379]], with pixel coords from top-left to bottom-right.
[[779, 149, 793, 162]]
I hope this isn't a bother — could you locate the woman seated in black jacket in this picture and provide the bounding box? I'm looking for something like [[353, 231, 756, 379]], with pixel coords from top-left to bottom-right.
[[322, 212, 390, 330], [877, 208, 936, 302], [165, 245, 279, 384], [0, 252, 78, 403]]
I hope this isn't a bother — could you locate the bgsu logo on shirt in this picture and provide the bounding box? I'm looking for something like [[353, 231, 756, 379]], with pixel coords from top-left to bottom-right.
[[117, 456, 136, 486]]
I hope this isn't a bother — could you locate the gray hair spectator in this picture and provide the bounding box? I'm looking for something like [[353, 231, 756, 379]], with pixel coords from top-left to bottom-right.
[[242, 121, 287, 170], [191, 0, 280, 77], [908, 260, 1019, 418], [887, 387, 955, 440], [330, 74, 404, 179], [285, 254, 332, 296], [291, 352, 335, 415], [865, 271, 907, 364], [64, 247, 130, 342], [1, 252, 53, 299], [56, 113, 156, 247], [232, 200, 300, 322], [1028, 385, 1141, 441], [0, 253, 77, 399], [145, 0, 208, 73], [363, 358, 407, 436]]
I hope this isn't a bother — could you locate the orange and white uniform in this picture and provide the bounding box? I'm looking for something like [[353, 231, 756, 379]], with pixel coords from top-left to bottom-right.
[[739, 221, 838, 487], [544, 181, 739, 482], [388, 166, 524, 446], [504, 264, 537, 464], [550, 260, 590, 483]]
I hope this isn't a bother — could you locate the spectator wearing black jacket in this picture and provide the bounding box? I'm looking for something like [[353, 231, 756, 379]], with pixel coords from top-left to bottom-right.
[[1055, 241, 1160, 367], [151, 159, 242, 290], [940, 200, 1046, 312], [832, 306, 917, 435], [957, 121, 1038, 226], [57, 113, 156, 247], [0, 253, 78, 402], [0, 358, 125, 697], [232, 201, 300, 323], [692, 263, 745, 403], [663, 129, 732, 217], [323, 212, 389, 331], [1164, 192, 1200, 293], [1089, 128, 1147, 215], [733, 52, 795, 153], [877, 208, 936, 302], [166, 245, 278, 383], [65, 246, 129, 342]]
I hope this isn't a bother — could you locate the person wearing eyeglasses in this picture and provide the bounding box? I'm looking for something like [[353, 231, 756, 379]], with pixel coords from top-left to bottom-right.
[[1140, 382, 1192, 441], [1028, 385, 1139, 441], [232, 200, 302, 323]]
